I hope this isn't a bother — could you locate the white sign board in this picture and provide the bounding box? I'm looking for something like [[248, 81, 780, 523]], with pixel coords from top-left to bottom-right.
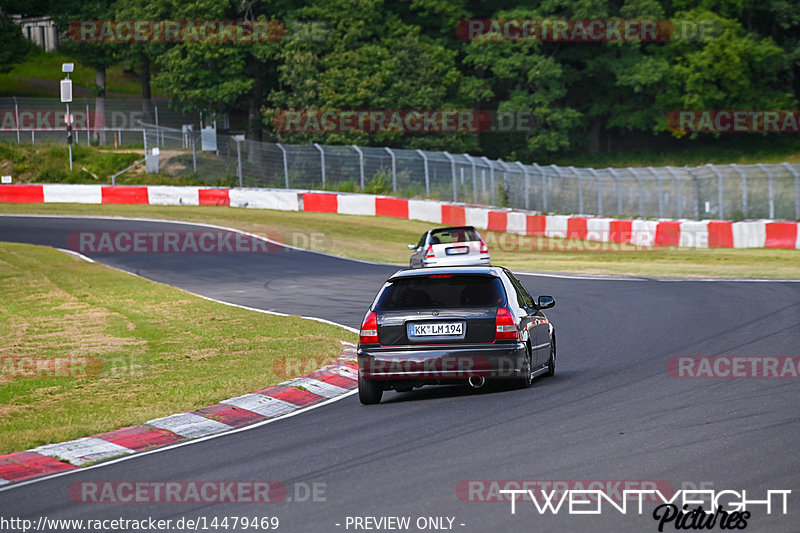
[[60, 79, 73, 103]]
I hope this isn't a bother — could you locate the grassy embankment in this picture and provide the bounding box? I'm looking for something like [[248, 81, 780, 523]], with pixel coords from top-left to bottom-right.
[[0, 241, 353, 455]]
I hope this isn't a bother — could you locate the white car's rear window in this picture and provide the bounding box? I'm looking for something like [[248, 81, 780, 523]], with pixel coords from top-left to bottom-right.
[[429, 228, 480, 245]]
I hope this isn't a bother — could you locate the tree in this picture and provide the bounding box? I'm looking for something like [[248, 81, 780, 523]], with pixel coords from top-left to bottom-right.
[[265, 0, 479, 152], [0, 10, 30, 74]]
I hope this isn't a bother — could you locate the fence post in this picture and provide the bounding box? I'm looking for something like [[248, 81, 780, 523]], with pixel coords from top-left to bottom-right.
[[314, 143, 326, 188], [463, 154, 478, 203], [191, 133, 197, 175], [606, 168, 623, 215], [730, 164, 747, 218], [626, 167, 645, 218], [756, 163, 775, 219], [497, 159, 512, 207], [587, 168, 603, 216], [415, 149, 430, 196], [664, 166, 683, 219], [85, 103, 91, 145], [515, 161, 530, 210], [14, 96, 20, 144], [481, 157, 495, 205], [443, 151, 457, 202], [568, 166, 584, 214], [276, 143, 289, 188], [384, 147, 397, 192], [534, 163, 547, 211], [781, 162, 800, 220], [687, 167, 702, 219], [351, 145, 365, 189], [549, 165, 565, 212], [233, 136, 244, 187], [704, 164, 725, 220], [647, 166, 663, 218]]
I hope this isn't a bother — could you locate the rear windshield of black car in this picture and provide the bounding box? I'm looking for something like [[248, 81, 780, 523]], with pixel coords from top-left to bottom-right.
[[375, 275, 506, 309]]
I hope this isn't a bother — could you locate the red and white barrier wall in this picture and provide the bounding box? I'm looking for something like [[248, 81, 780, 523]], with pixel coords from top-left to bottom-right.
[[1, 184, 798, 249]]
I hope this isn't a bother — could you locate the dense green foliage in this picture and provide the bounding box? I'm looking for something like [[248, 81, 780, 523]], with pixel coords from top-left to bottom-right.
[[0, 10, 31, 73], [7, 0, 800, 159]]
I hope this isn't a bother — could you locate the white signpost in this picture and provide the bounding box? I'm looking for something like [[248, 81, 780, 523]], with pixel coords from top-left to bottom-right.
[[61, 63, 74, 171]]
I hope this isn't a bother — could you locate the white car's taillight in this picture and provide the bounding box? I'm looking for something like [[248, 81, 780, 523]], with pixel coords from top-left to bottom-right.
[[479, 240, 489, 254], [424, 245, 435, 259]]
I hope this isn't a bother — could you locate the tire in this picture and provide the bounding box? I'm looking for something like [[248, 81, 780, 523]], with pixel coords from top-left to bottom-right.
[[358, 374, 383, 405], [545, 335, 556, 377], [518, 343, 533, 388]]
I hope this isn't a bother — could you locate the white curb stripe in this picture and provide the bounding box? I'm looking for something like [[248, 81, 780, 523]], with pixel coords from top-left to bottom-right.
[[337, 194, 376, 216], [586, 218, 612, 242], [507, 212, 527, 235], [43, 184, 102, 204], [679, 220, 709, 248], [281, 377, 350, 399], [464, 207, 489, 229], [0, 478, 11, 486], [146, 413, 232, 438], [228, 189, 300, 210], [221, 394, 297, 418], [408, 199, 442, 223], [328, 365, 358, 380], [147, 186, 200, 206], [31, 437, 133, 466], [544, 215, 569, 238]]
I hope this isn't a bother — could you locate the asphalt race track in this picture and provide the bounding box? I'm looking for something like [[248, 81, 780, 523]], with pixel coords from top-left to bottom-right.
[[1, 215, 799, 533]]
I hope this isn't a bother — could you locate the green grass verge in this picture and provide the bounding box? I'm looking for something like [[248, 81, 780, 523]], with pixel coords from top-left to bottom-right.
[[0, 203, 797, 279], [0, 241, 354, 455]]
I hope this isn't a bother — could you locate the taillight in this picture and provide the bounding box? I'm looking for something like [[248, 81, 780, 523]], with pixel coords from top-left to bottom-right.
[[495, 307, 518, 340], [359, 311, 379, 345], [479, 240, 489, 254], [424, 245, 435, 259]]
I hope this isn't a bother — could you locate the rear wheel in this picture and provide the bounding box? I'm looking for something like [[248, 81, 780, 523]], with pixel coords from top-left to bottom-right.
[[545, 335, 556, 377], [358, 375, 383, 404], [518, 344, 533, 388]]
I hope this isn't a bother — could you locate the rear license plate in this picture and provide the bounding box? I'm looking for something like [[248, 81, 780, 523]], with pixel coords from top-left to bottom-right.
[[446, 246, 469, 255], [409, 322, 464, 337]]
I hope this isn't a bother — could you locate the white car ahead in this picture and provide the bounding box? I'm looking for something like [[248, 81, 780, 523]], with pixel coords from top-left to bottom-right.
[[408, 226, 490, 268]]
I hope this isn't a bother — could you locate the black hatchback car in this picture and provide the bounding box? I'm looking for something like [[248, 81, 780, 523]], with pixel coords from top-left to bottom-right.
[[357, 266, 556, 404]]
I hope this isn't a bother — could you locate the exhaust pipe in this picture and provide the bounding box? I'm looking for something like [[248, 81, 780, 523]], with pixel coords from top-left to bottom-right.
[[468, 375, 485, 389]]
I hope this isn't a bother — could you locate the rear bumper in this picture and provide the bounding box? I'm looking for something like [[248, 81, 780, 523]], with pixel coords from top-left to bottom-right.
[[357, 342, 526, 381], [423, 254, 491, 267]]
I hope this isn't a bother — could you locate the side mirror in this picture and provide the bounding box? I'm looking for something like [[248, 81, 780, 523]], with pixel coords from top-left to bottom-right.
[[408, 244, 417, 250], [537, 295, 555, 309]]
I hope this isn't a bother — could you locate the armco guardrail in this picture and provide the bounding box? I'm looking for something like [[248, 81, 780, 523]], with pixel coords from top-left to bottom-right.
[[1, 184, 798, 250], [138, 124, 800, 222]]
